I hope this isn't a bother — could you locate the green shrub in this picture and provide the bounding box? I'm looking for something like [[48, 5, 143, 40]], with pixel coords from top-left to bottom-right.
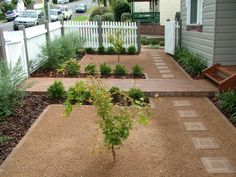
[[0, 60, 25, 120], [121, 47, 126, 54], [151, 39, 159, 45], [91, 14, 102, 21], [140, 37, 149, 45], [106, 46, 116, 55], [98, 45, 105, 54], [159, 41, 165, 46], [128, 88, 146, 101], [47, 80, 65, 100], [40, 33, 84, 70], [112, 0, 131, 21], [101, 12, 115, 21], [216, 90, 236, 115], [127, 45, 136, 55], [120, 12, 131, 22], [132, 65, 143, 77], [57, 59, 80, 77], [90, 6, 111, 20], [0, 2, 16, 14], [114, 64, 127, 76], [100, 63, 112, 75], [230, 112, 236, 124], [0, 135, 13, 145], [85, 47, 95, 54], [109, 86, 120, 95], [85, 63, 96, 75]]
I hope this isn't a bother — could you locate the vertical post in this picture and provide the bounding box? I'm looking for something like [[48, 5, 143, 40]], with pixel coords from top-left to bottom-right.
[[60, 19, 65, 37], [179, 19, 182, 48], [137, 21, 141, 54], [19, 25, 30, 77], [0, 28, 7, 60], [98, 20, 103, 47], [45, 20, 50, 44]]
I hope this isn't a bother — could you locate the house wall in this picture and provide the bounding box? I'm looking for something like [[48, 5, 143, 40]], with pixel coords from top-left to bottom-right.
[[181, 0, 216, 66], [134, 2, 150, 12], [214, 0, 236, 65], [160, 0, 180, 25]]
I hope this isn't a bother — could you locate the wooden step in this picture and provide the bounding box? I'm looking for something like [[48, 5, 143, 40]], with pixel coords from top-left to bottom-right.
[[205, 72, 224, 85], [216, 67, 233, 77]]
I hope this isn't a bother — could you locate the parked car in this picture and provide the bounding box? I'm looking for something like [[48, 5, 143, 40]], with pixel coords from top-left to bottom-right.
[[57, 0, 69, 4], [5, 10, 19, 21], [13, 10, 45, 30], [76, 4, 87, 13], [55, 5, 72, 20], [50, 9, 63, 22]]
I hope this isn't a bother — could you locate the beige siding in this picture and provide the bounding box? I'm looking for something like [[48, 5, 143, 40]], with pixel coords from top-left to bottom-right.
[[181, 0, 216, 66], [160, 0, 180, 25], [214, 0, 236, 65], [133, 2, 150, 12]]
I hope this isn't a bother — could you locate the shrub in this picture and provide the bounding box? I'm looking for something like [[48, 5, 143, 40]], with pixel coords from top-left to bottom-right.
[[57, 59, 80, 77], [159, 41, 165, 46], [151, 39, 159, 45], [112, 0, 131, 21], [121, 47, 126, 54], [0, 2, 16, 14], [90, 6, 111, 20], [140, 37, 149, 45], [120, 12, 131, 22], [114, 64, 127, 76], [100, 63, 112, 75], [101, 13, 115, 21], [40, 33, 84, 70], [0, 60, 25, 120], [216, 90, 236, 115], [128, 88, 146, 102], [85, 47, 95, 54], [132, 65, 143, 77], [91, 14, 102, 21], [47, 80, 65, 100], [98, 45, 105, 54], [106, 46, 116, 55], [85, 63, 96, 75], [127, 45, 136, 55], [108, 31, 124, 61]]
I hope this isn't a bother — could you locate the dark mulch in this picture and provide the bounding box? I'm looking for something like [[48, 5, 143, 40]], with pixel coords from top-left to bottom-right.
[[31, 70, 146, 79], [0, 92, 65, 165]]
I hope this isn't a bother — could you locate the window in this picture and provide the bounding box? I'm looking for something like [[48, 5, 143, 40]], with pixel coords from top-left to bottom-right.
[[186, 0, 204, 25]]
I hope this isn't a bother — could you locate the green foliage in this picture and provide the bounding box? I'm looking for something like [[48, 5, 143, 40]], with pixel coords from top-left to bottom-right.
[[230, 112, 236, 124], [132, 64, 143, 77], [128, 88, 146, 102], [120, 12, 131, 22], [101, 12, 115, 21], [127, 45, 136, 55], [0, 135, 13, 145], [57, 59, 80, 77], [0, 60, 25, 120], [98, 45, 105, 54], [159, 41, 165, 46], [112, 0, 131, 21], [175, 47, 207, 77], [40, 33, 84, 70], [85, 63, 96, 75], [121, 47, 126, 54], [109, 30, 124, 61], [216, 90, 236, 115], [0, 2, 16, 14], [140, 37, 150, 45], [47, 80, 65, 100], [85, 47, 95, 54], [106, 46, 116, 55], [114, 64, 127, 76], [91, 14, 102, 21], [90, 6, 111, 20], [100, 63, 112, 75]]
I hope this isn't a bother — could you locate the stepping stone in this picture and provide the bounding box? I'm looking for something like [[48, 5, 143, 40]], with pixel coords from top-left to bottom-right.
[[154, 59, 163, 62], [159, 69, 171, 74], [191, 137, 220, 149], [183, 122, 208, 131], [157, 66, 168, 69], [201, 157, 236, 173], [155, 63, 166, 66], [161, 74, 174, 78], [173, 100, 192, 107], [152, 56, 162, 59], [177, 110, 199, 118], [151, 55, 160, 57]]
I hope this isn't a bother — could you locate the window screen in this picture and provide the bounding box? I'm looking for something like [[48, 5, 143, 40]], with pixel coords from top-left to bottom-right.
[[190, 0, 198, 24]]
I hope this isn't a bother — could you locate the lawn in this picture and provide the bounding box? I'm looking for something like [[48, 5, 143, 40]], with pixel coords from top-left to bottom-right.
[[72, 15, 89, 21]]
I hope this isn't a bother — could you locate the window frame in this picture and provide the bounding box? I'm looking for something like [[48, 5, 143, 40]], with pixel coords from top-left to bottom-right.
[[186, 0, 204, 25]]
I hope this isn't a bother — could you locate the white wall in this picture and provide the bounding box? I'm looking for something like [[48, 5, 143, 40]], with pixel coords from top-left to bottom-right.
[[160, 0, 180, 25], [134, 2, 150, 12]]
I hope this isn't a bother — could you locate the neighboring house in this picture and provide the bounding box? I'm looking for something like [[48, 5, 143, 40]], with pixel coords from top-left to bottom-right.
[[180, 0, 236, 66], [32, 0, 44, 9]]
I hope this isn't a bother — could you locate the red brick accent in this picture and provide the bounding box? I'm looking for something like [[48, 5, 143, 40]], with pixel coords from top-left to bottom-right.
[[140, 24, 164, 35]]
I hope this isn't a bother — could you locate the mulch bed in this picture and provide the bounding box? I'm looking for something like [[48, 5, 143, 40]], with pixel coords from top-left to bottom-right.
[[31, 70, 146, 79]]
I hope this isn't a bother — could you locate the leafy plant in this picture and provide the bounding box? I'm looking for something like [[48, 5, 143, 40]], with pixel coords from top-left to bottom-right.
[[85, 63, 96, 75], [132, 64, 143, 77], [216, 90, 236, 115], [57, 59, 80, 77], [47, 80, 65, 100], [100, 63, 112, 76], [140, 37, 149, 45], [127, 45, 136, 55], [128, 88, 146, 102], [0, 60, 25, 120], [0, 135, 13, 145], [101, 12, 115, 21], [112, 0, 131, 21], [98, 45, 105, 54], [120, 12, 131, 22], [109, 31, 124, 62], [230, 112, 236, 124], [114, 64, 127, 76], [85, 47, 95, 54], [159, 41, 165, 46], [89, 6, 111, 20], [106, 46, 116, 55], [40, 33, 84, 70], [121, 47, 126, 54]]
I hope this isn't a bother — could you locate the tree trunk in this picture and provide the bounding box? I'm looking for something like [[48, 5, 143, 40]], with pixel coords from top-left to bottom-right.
[[118, 54, 120, 62], [112, 145, 116, 162]]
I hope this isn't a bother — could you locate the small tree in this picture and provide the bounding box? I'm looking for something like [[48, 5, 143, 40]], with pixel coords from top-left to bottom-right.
[[65, 79, 150, 162], [108, 31, 124, 62]]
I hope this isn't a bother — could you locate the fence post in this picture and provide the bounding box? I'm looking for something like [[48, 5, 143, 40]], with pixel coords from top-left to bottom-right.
[[0, 28, 7, 60], [60, 19, 64, 37], [45, 21, 50, 44], [98, 20, 103, 47], [137, 21, 141, 54], [19, 25, 30, 77]]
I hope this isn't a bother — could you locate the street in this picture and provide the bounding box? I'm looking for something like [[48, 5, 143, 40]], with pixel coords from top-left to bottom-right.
[[0, 0, 97, 31]]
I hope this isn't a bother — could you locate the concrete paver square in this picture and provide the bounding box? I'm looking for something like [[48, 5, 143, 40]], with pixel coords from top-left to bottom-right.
[[154, 59, 164, 63], [173, 100, 192, 107], [161, 74, 174, 78], [201, 157, 236, 173], [155, 63, 166, 66], [157, 66, 168, 69], [159, 70, 171, 74], [152, 56, 162, 59], [178, 110, 199, 118], [191, 137, 220, 149], [183, 122, 208, 131]]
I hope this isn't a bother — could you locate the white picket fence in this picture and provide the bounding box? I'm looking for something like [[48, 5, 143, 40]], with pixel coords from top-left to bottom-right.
[[1, 21, 138, 77]]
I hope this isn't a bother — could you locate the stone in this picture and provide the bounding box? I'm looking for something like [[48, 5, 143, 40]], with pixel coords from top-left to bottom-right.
[[191, 137, 220, 149], [183, 122, 208, 131]]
